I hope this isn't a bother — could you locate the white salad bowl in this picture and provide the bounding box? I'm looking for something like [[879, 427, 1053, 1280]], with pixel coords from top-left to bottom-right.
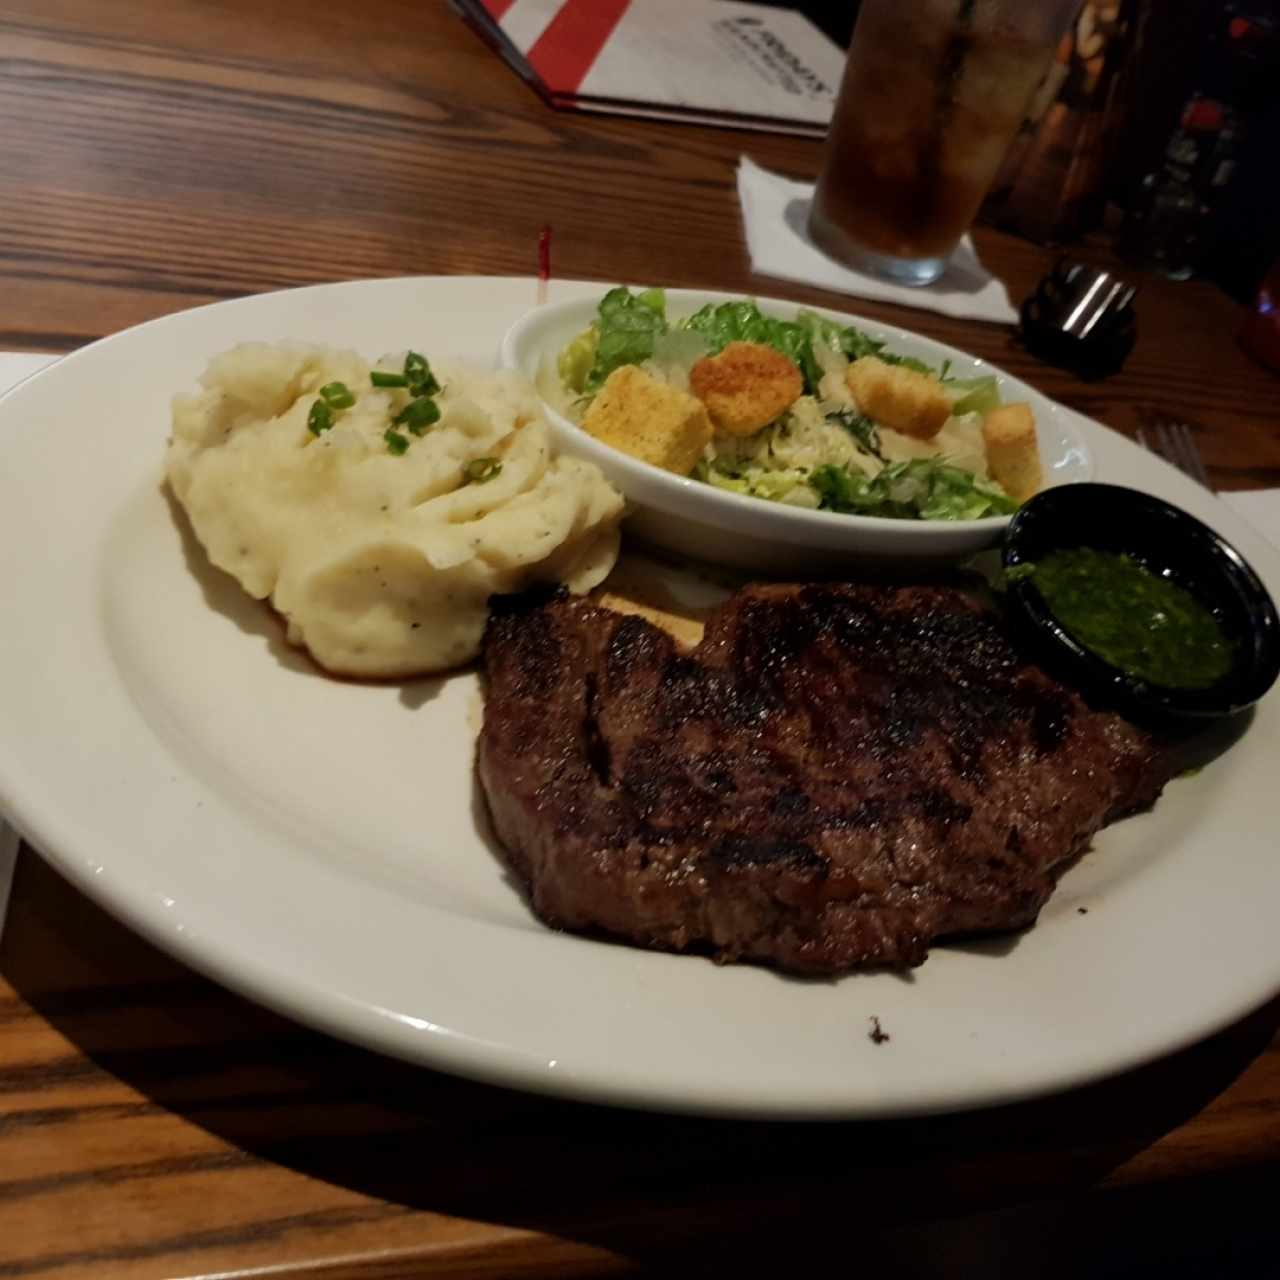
[[500, 285, 1095, 572]]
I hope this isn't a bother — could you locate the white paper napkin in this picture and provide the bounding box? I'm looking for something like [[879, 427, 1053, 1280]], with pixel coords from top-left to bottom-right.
[[0, 351, 58, 939], [736, 156, 1019, 324], [1221, 490, 1280, 551]]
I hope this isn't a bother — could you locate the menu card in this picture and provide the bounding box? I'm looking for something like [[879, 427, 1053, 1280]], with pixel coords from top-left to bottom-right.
[[452, 0, 845, 136]]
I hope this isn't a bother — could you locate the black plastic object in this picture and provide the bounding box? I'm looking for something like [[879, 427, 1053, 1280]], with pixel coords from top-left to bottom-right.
[[1003, 483, 1280, 720], [1019, 260, 1138, 379]]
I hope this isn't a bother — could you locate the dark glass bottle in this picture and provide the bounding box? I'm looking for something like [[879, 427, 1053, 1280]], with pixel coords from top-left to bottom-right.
[[1239, 257, 1280, 374], [1118, 3, 1278, 282]]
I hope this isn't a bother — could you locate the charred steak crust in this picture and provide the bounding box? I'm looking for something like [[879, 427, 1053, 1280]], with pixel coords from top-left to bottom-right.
[[477, 582, 1184, 973]]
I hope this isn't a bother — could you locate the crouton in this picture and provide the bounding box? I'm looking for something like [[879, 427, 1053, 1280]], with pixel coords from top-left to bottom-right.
[[581, 364, 712, 475], [688, 341, 803, 437], [846, 355, 951, 440], [982, 402, 1042, 502]]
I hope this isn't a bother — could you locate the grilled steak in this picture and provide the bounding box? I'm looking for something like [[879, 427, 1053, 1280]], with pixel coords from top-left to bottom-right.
[[477, 581, 1185, 973]]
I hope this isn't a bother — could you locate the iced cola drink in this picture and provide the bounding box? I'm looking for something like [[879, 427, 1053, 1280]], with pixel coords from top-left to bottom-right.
[[809, 0, 1078, 286]]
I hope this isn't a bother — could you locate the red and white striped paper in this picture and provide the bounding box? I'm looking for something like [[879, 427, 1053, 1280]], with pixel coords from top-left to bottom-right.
[[456, 0, 844, 135]]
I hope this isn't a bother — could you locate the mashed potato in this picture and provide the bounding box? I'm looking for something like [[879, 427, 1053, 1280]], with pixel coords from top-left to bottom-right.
[[167, 343, 624, 677]]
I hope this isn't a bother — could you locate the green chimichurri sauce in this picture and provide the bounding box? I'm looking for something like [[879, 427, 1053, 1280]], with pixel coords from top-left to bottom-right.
[[1027, 547, 1233, 690]]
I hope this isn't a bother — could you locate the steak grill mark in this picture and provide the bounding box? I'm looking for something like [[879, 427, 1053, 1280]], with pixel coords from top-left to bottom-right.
[[478, 581, 1185, 973]]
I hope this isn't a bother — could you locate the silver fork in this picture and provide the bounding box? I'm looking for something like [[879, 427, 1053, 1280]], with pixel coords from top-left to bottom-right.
[[1136, 422, 1212, 489]]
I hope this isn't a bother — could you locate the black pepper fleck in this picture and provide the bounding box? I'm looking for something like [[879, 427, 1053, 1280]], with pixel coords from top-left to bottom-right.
[[868, 1016, 890, 1045]]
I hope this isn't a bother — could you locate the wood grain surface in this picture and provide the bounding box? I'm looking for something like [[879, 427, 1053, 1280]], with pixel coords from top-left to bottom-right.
[[4, 0, 1278, 489], [3, 2, 1280, 1277], [5, 853, 1280, 1279]]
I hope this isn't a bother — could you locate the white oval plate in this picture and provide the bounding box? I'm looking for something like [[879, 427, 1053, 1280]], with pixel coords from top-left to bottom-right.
[[500, 288, 1093, 570], [1, 275, 1278, 1119]]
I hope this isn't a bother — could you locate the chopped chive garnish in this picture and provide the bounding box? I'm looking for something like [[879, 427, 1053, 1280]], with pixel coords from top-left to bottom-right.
[[404, 351, 440, 397], [319, 381, 355, 409], [393, 396, 441, 435], [308, 399, 335, 435], [384, 428, 410, 456], [371, 370, 409, 388], [464, 457, 502, 483]]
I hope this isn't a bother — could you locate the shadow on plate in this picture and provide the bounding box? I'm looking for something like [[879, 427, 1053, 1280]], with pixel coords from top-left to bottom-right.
[[1171, 704, 1255, 769], [5, 853, 1279, 1276], [165, 482, 447, 707], [165, 483, 314, 676], [470, 766, 528, 903], [944, 928, 1026, 962], [397, 673, 449, 710]]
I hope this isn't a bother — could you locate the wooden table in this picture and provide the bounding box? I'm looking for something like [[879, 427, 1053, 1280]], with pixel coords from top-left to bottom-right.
[[3, 3, 1279, 1276]]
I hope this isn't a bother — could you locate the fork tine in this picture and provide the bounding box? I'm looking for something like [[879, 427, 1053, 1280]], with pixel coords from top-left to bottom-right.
[[1139, 422, 1211, 489], [1175, 423, 1211, 488], [1167, 424, 1192, 479], [1167, 422, 1206, 487]]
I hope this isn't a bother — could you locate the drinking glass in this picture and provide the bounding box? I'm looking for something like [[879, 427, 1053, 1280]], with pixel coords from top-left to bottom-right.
[[809, 0, 1081, 287]]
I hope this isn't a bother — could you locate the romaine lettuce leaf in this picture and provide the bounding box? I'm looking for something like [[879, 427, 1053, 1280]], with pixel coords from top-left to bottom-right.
[[825, 407, 883, 460], [582, 287, 669, 394], [681, 300, 822, 391], [558, 327, 597, 394], [699, 460, 809, 504], [947, 375, 1001, 416], [880, 352, 935, 374], [796, 309, 881, 364], [809, 458, 1018, 521], [795, 309, 934, 374], [574, 289, 941, 402]]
